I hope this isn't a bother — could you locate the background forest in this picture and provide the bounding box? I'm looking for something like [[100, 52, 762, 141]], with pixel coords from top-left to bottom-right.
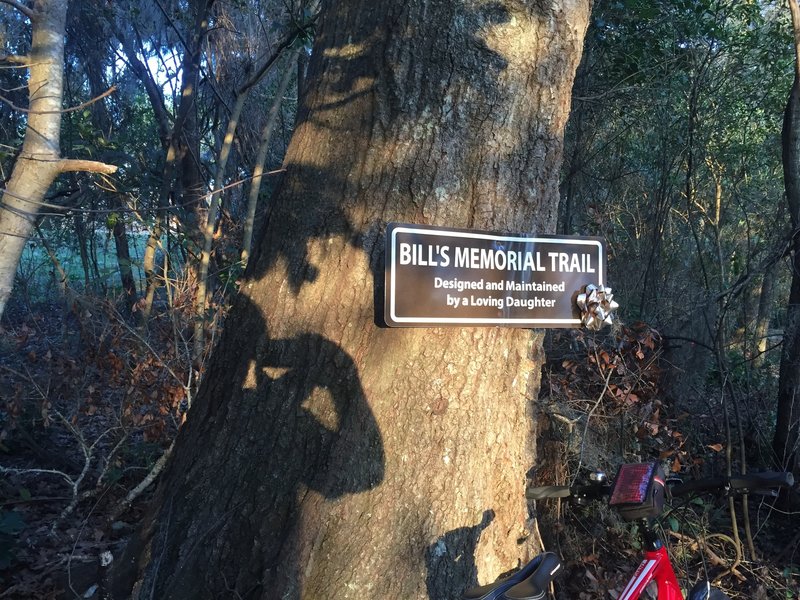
[[0, 0, 798, 598]]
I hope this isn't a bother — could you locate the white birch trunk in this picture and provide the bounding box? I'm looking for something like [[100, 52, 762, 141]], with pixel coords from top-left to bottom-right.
[[0, 0, 116, 321]]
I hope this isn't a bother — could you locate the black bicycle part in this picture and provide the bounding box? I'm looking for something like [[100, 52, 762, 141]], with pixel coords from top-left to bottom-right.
[[669, 471, 794, 498], [525, 482, 611, 504], [526, 470, 793, 505], [461, 552, 561, 600], [503, 552, 561, 600], [686, 580, 732, 600]]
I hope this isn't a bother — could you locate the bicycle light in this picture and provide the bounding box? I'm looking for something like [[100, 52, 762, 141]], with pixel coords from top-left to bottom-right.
[[609, 462, 667, 521]]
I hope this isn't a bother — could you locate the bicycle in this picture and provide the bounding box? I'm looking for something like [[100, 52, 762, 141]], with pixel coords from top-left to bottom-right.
[[461, 462, 794, 600]]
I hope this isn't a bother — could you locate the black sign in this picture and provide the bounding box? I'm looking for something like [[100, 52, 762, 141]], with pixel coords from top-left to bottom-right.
[[384, 223, 606, 327]]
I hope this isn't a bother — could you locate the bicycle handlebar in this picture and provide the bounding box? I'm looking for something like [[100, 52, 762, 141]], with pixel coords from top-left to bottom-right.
[[525, 485, 572, 500], [669, 471, 794, 497], [526, 483, 610, 501], [526, 471, 794, 502]]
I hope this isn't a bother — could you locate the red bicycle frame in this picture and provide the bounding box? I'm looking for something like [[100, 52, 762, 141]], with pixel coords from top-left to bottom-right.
[[619, 545, 682, 600]]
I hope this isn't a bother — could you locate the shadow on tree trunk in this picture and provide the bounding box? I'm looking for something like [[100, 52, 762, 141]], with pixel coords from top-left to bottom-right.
[[113, 292, 385, 598], [426, 509, 495, 600]]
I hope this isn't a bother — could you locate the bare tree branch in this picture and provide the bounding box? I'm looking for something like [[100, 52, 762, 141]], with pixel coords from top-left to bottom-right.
[[0, 0, 34, 19], [0, 85, 117, 114], [0, 53, 30, 65], [58, 159, 118, 174], [109, 441, 175, 522]]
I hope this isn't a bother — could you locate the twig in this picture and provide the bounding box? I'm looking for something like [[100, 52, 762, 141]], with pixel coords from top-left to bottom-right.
[[0, 557, 67, 598], [0, 409, 128, 530], [669, 530, 744, 581], [109, 441, 174, 522], [571, 355, 614, 485], [66, 484, 116, 600], [0, 465, 73, 487], [51, 412, 96, 527], [0, 85, 117, 114], [0, 363, 48, 401], [0, 53, 30, 65], [103, 305, 184, 387], [95, 431, 130, 489]]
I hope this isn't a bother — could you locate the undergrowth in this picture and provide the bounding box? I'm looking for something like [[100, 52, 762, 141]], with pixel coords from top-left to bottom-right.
[[0, 283, 226, 599], [535, 324, 800, 600]]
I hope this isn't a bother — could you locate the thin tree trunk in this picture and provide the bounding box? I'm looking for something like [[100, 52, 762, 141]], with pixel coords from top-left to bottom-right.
[[78, 19, 139, 313], [241, 50, 299, 266], [74, 212, 92, 291], [193, 36, 299, 363], [192, 91, 247, 362], [297, 48, 309, 104], [754, 264, 776, 367], [175, 0, 217, 253], [0, 0, 116, 323], [138, 0, 216, 325], [140, 216, 165, 323], [114, 1, 591, 598], [111, 196, 138, 313], [775, 0, 800, 474]]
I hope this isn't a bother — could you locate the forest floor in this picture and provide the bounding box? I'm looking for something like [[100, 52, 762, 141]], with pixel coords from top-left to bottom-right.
[[0, 307, 798, 599], [0, 301, 180, 599]]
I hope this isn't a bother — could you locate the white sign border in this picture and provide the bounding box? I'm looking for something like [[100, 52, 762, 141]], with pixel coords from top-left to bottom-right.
[[388, 225, 605, 326]]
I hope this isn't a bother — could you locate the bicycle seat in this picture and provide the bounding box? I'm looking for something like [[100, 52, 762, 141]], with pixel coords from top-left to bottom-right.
[[461, 552, 561, 600], [503, 551, 561, 600]]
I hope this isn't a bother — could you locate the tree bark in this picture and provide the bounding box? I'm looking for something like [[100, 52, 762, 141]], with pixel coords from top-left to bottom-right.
[[115, 1, 590, 598], [0, 0, 67, 321]]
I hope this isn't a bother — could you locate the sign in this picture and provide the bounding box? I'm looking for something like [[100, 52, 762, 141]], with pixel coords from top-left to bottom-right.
[[384, 223, 606, 327]]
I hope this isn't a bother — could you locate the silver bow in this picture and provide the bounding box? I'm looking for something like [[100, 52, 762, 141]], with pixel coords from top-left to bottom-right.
[[576, 284, 619, 330]]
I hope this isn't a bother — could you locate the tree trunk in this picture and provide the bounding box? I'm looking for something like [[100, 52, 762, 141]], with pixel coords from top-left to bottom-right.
[[74, 211, 92, 291], [111, 197, 139, 313], [753, 264, 776, 368], [241, 51, 299, 266], [115, 1, 590, 598], [775, 0, 800, 475], [174, 0, 216, 252], [136, 0, 215, 324], [77, 16, 139, 312], [194, 35, 298, 362], [0, 0, 67, 321], [0, 0, 116, 323]]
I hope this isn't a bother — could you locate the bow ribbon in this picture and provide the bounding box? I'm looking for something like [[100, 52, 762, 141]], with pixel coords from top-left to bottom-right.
[[577, 284, 619, 330]]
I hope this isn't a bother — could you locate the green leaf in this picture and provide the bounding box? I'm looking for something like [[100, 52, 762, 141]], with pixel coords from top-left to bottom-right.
[[668, 516, 680, 532], [18, 487, 31, 502]]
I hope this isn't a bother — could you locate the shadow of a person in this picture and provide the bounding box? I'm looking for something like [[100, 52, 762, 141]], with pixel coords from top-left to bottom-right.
[[117, 293, 385, 600], [425, 509, 495, 600], [250, 323, 387, 597]]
